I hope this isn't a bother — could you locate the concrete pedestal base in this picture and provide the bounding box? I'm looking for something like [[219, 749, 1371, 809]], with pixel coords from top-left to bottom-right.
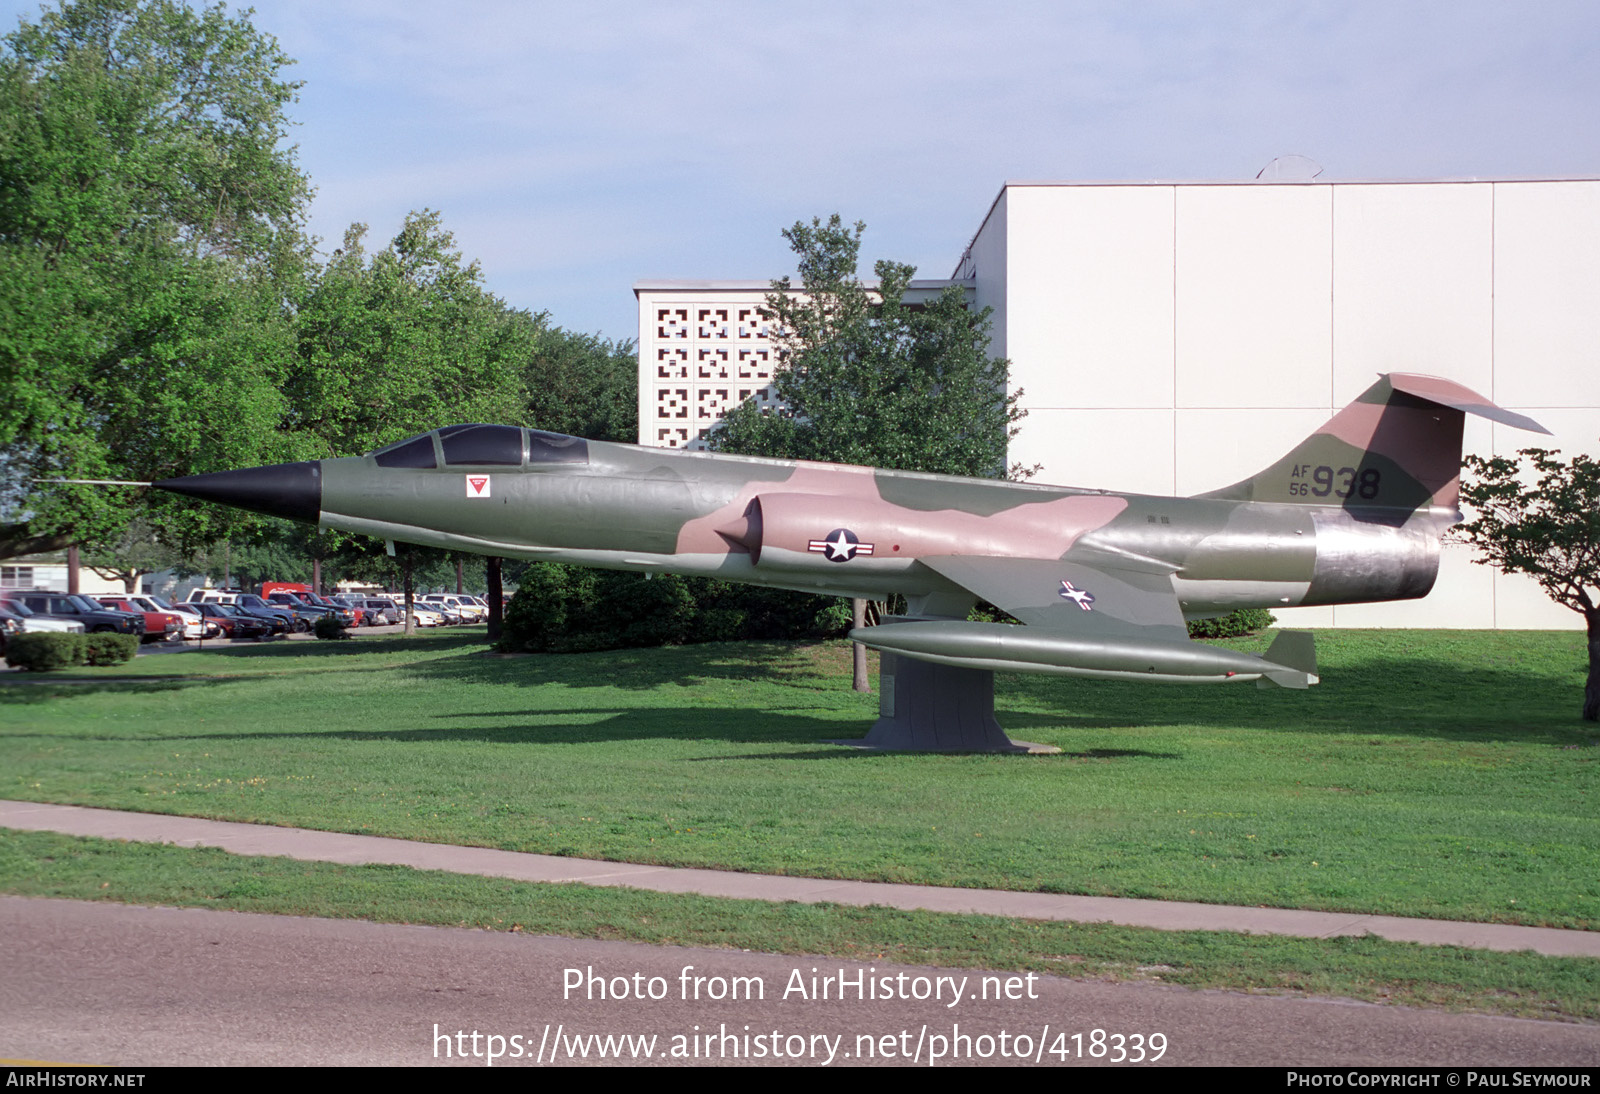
[[830, 652, 1059, 754]]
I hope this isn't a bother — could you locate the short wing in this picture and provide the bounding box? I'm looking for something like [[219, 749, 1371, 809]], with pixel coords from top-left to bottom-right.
[[917, 554, 1188, 642]]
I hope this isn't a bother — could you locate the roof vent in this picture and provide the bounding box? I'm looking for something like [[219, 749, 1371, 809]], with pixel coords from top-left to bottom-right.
[[1255, 155, 1324, 181]]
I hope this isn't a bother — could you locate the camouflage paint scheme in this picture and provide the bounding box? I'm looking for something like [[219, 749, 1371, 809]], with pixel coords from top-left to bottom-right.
[[155, 374, 1547, 689]]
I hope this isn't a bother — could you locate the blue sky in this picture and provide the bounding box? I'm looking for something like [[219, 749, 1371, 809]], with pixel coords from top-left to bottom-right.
[[7, 0, 1600, 341]]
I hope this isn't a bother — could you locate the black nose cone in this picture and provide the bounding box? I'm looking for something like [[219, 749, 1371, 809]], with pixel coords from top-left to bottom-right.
[[153, 461, 323, 524]]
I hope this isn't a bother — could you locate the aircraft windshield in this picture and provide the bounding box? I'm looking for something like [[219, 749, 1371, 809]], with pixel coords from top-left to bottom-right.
[[371, 426, 589, 468], [528, 430, 589, 464], [372, 433, 438, 469], [440, 424, 525, 466]]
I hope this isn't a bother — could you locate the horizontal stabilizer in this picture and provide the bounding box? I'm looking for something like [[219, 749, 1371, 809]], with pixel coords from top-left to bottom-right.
[[1196, 372, 1549, 513], [1387, 374, 1551, 435]]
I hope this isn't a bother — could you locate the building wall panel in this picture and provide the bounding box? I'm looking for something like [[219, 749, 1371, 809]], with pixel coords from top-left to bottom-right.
[[1175, 185, 1333, 409], [1331, 184, 1494, 399], [1005, 185, 1175, 409]]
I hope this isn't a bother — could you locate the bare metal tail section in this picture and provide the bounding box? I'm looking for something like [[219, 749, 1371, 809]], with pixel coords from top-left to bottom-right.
[[1196, 373, 1549, 515]]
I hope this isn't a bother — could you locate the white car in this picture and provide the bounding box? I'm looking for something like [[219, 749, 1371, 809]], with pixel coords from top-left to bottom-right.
[[161, 601, 223, 640], [420, 594, 482, 623], [409, 605, 446, 627], [0, 598, 86, 634]]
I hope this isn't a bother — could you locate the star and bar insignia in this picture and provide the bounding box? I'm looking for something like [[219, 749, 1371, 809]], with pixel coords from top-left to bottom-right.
[[1059, 580, 1095, 610], [808, 528, 875, 563]]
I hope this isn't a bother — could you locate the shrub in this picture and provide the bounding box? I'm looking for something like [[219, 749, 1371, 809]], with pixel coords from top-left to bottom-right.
[[498, 563, 853, 653], [5, 632, 86, 671], [82, 633, 138, 665], [1187, 608, 1276, 639], [313, 615, 350, 640]]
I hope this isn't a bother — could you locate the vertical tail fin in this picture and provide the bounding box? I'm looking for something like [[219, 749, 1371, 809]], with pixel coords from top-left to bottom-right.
[[1196, 373, 1549, 514]]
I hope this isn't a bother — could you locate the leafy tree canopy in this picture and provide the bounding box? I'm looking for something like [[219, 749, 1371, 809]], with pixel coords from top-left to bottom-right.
[[1459, 447, 1600, 720], [287, 211, 526, 459], [519, 320, 638, 443], [709, 215, 1026, 479], [0, 0, 309, 554]]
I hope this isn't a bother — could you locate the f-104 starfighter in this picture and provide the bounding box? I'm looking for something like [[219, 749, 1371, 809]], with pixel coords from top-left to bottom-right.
[[153, 373, 1547, 689]]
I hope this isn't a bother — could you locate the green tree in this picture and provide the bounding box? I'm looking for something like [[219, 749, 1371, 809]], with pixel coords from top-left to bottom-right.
[[710, 215, 1025, 478], [0, 0, 309, 555], [1459, 448, 1600, 721], [288, 211, 524, 459], [514, 314, 638, 443], [81, 516, 184, 592], [286, 210, 530, 625]]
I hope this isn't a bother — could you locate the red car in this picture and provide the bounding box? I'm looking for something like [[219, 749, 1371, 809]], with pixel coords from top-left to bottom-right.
[[97, 597, 184, 643]]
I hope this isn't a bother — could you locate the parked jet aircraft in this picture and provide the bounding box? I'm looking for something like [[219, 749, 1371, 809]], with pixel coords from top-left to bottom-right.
[[153, 373, 1546, 690]]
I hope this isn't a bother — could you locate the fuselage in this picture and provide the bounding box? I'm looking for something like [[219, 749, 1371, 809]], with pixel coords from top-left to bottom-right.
[[310, 426, 1449, 620]]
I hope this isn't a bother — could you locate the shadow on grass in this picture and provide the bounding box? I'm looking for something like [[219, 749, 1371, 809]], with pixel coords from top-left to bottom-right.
[[403, 638, 1595, 746], [0, 676, 248, 702], [0, 707, 1189, 757], [0, 707, 871, 749], [7, 634, 1595, 748], [198, 633, 492, 658]]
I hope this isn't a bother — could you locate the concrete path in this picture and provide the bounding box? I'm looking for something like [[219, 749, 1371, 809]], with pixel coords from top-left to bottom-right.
[[4, 799, 1597, 959]]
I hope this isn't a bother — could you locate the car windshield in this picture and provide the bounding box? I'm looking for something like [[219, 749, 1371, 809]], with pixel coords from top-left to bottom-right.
[[67, 595, 102, 612], [3, 599, 36, 617]]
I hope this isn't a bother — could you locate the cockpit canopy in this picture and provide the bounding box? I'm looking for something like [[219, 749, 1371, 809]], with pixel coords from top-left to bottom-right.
[[370, 425, 589, 469]]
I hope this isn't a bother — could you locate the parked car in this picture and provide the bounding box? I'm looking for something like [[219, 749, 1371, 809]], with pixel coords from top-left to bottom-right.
[[405, 604, 446, 628], [4, 592, 143, 636], [97, 596, 184, 643], [0, 604, 21, 656], [0, 598, 87, 636], [300, 592, 357, 627], [186, 594, 291, 636], [263, 592, 335, 631], [189, 591, 298, 632], [188, 601, 277, 640], [143, 595, 222, 640], [356, 598, 402, 626], [418, 595, 469, 624], [323, 594, 370, 625], [162, 602, 223, 640]]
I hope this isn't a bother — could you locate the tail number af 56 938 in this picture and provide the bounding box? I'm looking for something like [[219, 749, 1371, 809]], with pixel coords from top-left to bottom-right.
[[1288, 464, 1381, 500]]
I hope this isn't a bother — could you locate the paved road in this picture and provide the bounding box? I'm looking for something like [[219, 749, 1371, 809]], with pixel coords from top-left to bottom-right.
[[4, 896, 1597, 1068]]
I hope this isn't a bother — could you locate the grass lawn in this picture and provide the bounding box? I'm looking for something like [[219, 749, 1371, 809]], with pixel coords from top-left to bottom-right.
[[2, 629, 1596, 928]]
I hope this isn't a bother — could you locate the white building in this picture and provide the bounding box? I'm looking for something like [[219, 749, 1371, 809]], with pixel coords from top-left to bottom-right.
[[635, 178, 1600, 629]]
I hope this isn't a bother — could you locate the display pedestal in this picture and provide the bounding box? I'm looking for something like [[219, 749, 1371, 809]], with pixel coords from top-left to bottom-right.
[[830, 651, 1059, 754]]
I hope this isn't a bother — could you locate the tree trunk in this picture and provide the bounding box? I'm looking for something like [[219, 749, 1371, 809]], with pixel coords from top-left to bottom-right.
[[1585, 609, 1599, 722], [486, 557, 503, 642], [67, 545, 80, 594], [456, 557, 464, 595], [852, 596, 870, 693], [312, 557, 322, 597]]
